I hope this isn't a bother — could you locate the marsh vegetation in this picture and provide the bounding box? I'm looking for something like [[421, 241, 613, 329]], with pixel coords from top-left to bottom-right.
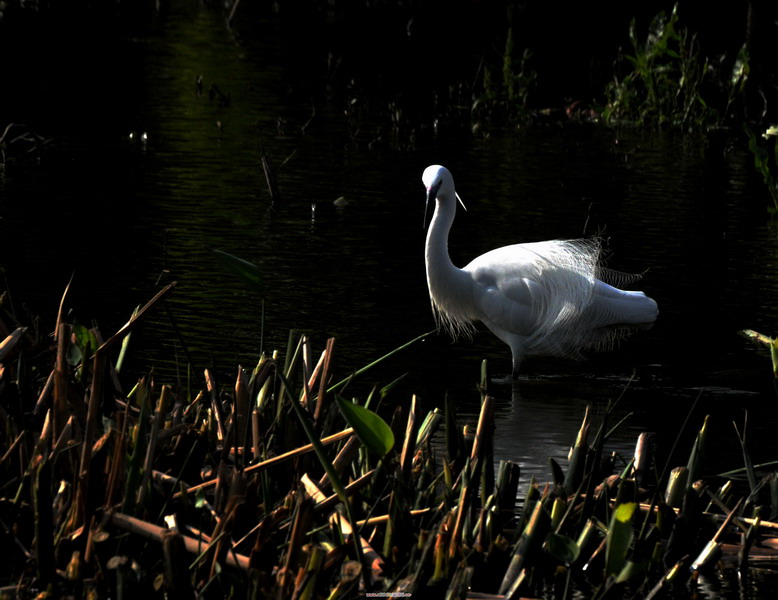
[[2, 1, 778, 598]]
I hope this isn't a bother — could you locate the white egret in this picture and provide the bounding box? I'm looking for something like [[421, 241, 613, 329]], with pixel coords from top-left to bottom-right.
[[422, 164, 658, 376]]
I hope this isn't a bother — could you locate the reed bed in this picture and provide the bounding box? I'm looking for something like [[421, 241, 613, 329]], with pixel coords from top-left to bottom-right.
[[1, 284, 777, 599]]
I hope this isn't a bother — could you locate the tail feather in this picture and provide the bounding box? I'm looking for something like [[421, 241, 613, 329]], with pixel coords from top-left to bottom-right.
[[591, 281, 658, 326]]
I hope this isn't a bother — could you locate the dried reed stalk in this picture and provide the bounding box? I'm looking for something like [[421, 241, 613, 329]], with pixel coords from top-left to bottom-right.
[[109, 511, 250, 570], [176, 427, 355, 497]]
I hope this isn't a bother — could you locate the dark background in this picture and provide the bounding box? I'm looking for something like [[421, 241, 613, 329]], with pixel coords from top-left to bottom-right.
[[2, 1, 777, 138]]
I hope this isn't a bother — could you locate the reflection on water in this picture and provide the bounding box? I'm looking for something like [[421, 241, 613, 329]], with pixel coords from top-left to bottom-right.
[[456, 374, 673, 496], [3, 0, 778, 566], [492, 383, 592, 486]]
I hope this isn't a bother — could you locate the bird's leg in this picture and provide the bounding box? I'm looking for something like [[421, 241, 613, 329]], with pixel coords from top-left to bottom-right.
[[511, 359, 522, 380]]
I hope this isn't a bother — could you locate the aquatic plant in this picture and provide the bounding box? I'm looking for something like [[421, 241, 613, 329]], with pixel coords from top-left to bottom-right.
[[740, 328, 778, 377], [0, 122, 52, 164], [745, 125, 778, 211], [1, 282, 778, 598], [602, 4, 748, 129], [471, 27, 537, 132]]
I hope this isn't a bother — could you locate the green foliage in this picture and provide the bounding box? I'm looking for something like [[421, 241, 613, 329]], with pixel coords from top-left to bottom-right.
[[501, 28, 535, 107], [746, 126, 778, 211], [210, 248, 263, 291], [741, 328, 778, 376], [725, 44, 750, 117], [122, 378, 152, 515], [5, 280, 778, 598], [544, 531, 580, 565], [602, 4, 746, 129], [605, 502, 637, 576], [67, 322, 99, 382], [335, 395, 394, 457], [68, 323, 99, 364], [472, 27, 536, 128]]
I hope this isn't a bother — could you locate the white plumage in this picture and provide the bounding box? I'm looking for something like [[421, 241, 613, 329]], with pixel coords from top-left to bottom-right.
[[422, 164, 658, 375]]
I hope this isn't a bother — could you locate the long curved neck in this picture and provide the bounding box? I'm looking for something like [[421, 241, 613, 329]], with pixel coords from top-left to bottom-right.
[[425, 190, 474, 324], [425, 191, 459, 277]]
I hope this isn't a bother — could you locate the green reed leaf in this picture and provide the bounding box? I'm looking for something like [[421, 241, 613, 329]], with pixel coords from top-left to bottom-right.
[[336, 396, 394, 458], [210, 248, 263, 291]]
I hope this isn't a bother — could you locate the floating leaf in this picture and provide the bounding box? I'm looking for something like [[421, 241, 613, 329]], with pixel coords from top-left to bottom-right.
[[335, 396, 394, 458], [210, 248, 263, 291]]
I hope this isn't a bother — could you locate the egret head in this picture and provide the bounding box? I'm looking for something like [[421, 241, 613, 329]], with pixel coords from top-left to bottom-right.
[[422, 164, 454, 201], [422, 165, 466, 229]]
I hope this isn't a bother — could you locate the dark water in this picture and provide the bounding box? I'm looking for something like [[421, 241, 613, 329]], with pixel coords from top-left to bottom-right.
[[2, 6, 778, 595]]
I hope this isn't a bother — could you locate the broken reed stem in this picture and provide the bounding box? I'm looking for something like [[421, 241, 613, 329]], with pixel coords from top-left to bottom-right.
[[49, 415, 76, 460], [317, 434, 361, 489], [305, 348, 326, 406], [470, 395, 494, 476], [305, 463, 435, 524], [300, 339, 315, 415], [302, 475, 384, 584], [0, 431, 25, 467], [314, 337, 335, 424], [175, 427, 355, 497], [712, 498, 745, 543], [138, 385, 172, 507], [109, 511, 250, 571], [277, 494, 315, 595], [73, 348, 107, 534], [304, 469, 374, 513], [400, 395, 420, 482], [302, 336, 314, 408], [251, 409, 261, 463], [234, 367, 250, 451], [93, 282, 177, 357], [53, 322, 70, 444], [53, 274, 73, 356], [204, 369, 226, 442], [0, 326, 27, 362], [448, 394, 494, 562], [104, 410, 128, 508], [33, 370, 54, 417], [354, 509, 434, 528]]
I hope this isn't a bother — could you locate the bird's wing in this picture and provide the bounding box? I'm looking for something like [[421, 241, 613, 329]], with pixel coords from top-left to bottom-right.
[[464, 241, 598, 337], [465, 248, 548, 336], [479, 277, 546, 336]]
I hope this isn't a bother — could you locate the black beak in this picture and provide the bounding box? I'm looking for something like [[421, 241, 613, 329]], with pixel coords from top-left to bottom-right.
[[423, 181, 441, 229]]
